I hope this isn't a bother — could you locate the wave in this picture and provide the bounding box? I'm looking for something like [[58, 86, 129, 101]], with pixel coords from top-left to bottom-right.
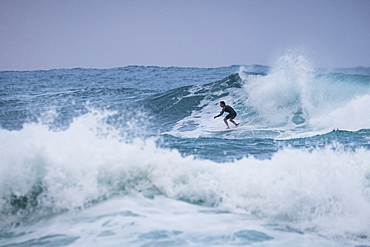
[[0, 114, 369, 239], [164, 55, 370, 138], [2, 59, 368, 137], [141, 73, 246, 131]]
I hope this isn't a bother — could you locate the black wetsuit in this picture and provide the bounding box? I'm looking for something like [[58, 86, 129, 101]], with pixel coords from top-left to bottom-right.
[[218, 105, 237, 119]]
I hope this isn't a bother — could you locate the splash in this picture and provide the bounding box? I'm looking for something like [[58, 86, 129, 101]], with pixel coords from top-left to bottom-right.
[[240, 51, 370, 132], [242, 52, 313, 126]]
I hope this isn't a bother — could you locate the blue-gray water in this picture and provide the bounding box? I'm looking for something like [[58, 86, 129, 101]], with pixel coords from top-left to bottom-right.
[[1, 57, 370, 246]]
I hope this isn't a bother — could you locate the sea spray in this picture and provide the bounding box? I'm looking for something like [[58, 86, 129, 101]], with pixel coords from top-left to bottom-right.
[[242, 52, 314, 126]]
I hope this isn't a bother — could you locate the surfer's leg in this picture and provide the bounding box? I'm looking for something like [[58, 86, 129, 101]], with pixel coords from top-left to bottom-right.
[[230, 119, 239, 126], [223, 118, 230, 129]]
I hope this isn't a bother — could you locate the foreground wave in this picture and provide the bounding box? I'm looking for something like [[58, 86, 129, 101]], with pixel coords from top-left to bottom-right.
[[1, 117, 369, 245]]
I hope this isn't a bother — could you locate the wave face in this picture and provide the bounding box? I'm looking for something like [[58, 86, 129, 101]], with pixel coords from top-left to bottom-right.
[[169, 54, 370, 139], [1, 58, 370, 246]]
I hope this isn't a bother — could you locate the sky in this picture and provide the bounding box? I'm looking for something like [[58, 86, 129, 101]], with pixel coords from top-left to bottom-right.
[[0, 0, 369, 71]]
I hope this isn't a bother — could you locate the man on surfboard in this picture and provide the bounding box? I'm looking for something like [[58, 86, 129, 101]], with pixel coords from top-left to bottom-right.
[[214, 101, 239, 129]]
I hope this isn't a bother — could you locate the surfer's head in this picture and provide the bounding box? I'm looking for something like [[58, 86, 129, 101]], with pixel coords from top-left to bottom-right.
[[220, 101, 225, 107]]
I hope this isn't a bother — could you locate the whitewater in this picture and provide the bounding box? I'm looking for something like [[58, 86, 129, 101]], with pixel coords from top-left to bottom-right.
[[1, 54, 370, 246]]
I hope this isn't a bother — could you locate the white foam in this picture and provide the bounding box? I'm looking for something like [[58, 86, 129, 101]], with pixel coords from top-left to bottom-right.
[[311, 94, 370, 131], [1, 195, 346, 247], [1, 111, 369, 239], [239, 51, 370, 133], [243, 52, 313, 125]]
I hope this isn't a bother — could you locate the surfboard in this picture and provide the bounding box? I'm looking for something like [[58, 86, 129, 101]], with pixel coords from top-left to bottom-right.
[[204, 128, 236, 133]]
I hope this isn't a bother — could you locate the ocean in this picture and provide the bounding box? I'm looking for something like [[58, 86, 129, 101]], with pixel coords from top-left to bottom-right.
[[1, 54, 370, 246]]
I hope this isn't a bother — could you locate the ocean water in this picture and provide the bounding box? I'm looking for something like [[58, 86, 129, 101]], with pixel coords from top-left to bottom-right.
[[1, 54, 370, 246]]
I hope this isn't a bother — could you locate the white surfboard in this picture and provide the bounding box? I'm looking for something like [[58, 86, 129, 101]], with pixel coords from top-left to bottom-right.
[[204, 128, 236, 133]]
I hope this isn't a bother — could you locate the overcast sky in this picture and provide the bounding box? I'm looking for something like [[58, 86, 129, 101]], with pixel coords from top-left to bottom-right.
[[0, 0, 369, 71]]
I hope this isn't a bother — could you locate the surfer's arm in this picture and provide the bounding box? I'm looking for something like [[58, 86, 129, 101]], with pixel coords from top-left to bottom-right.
[[214, 109, 224, 119]]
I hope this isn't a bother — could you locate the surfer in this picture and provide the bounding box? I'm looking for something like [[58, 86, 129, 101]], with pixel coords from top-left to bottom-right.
[[214, 101, 239, 129]]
